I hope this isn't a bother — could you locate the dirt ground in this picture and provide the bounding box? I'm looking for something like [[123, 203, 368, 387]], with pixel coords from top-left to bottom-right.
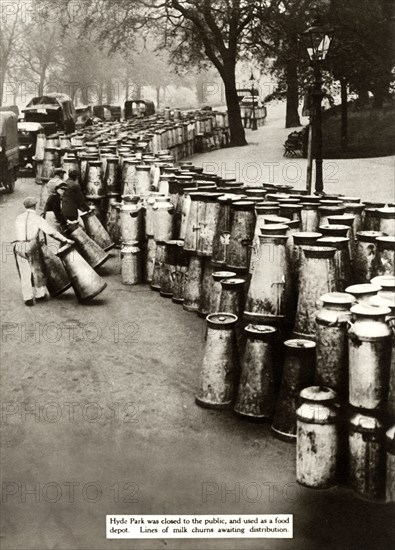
[[1, 108, 394, 549]]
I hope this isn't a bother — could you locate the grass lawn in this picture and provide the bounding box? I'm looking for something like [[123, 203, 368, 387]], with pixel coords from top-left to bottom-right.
[[322, 105, 395, 158]]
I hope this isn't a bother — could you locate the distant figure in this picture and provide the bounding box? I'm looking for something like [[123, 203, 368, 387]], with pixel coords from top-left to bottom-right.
[[14, 196, 72, 306]]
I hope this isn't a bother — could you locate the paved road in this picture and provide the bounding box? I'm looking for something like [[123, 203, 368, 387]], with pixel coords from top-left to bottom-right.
[[0, 173, 394, 549]]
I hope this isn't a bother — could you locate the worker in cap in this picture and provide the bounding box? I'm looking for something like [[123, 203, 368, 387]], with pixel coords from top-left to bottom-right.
[[14, 196, 73, 306], [39, 168, 66, 210], [43, 182, 68, 233]]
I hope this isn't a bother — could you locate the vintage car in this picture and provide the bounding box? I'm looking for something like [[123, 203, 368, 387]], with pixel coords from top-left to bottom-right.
[[75, 105, 94, 129], [92, 104, 122, 122], [18, 121, 43, 168], [22, 93, 76, 135], [0, 111, 19, 193], [124, 100, 155, 120]]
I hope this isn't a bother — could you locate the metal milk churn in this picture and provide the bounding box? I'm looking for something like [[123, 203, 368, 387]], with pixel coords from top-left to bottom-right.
[[344, 202, 365, 236], [318, 205, 346, 227], [120, 202, 143, 243], [57, 243, 107, 302], [179, 187, 196, 241], [85, 160, 105, 199], [151, 241, 166, 291], [386, 425, 395, 502], [42, 147, 59, 179], [107, 202, 122, 248], [62, 156, 80, 179], [292, 232, 322, 290], [183, 254, 204, 312], [234, 325, 277, 420], [121, 241, 141, 285], [211, 195, 235, 266], [145, 237, 157, 285], [374, 236, 395, 276], [300, 203, 320, 232], [348, 303, 392, 413], [353, 231, 385, 283], [207, 271, 236, 315], [348, 411, 386, 500], [363, 208, 380, 231], [122, 158, 139, 196], [272, 339, 316, 440], [81, 209, 114, 251], [145, 193, 164, 237], [377, 207, 395, 236], [279, 203, 302, 222], [105, 156, 120, 196], [68, 223, 110, 269], [135, 165, 151, 195], [195, 313, 239, 409], [198, 260, 218, 317], [345, 283, 380, 304], [296, 386, 339, 488], [293, 246, 337, 340], [319, 224, 349, 238], [327, 214, 355, 259], [245, 229, 291, 325], [371, 275, 395, 300], [197, 193, 222, 257], [152, 196, 173, 242], [226, 201, 256, 272], [40, 243, 71, 297], [172, 241, 188, 304], [183, 192, 202, 252], [219, 277, 246, 319], [316, 236, 351, 291], [315, 292, 356, 401], [160, 240, 178, 298], [35, 132, 46, 161]]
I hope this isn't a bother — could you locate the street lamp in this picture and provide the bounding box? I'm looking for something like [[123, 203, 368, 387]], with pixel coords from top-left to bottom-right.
[[249, 71, 258, 131], [302, 25, 332, 194]]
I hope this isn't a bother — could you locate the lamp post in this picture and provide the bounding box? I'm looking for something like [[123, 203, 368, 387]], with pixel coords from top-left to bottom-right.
[[302, 25, 332, 194], [249, 72, 258, 131]]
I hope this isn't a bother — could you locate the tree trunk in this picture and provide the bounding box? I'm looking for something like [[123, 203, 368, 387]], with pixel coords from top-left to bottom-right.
[[285, 59, 301, 128], [222, 66, 247, 147], [106, 79, 112, 104], [125, 79, 129, 102], [38, 72, 45, 96], [156, 86, 161, 108], [340, 78, 348, 151]]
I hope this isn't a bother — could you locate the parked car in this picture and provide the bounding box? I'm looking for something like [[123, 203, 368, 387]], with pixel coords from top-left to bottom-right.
[[18, 121, 43, 168], [22, 93, 76, 135], [124, 100, 155, 120], [75, 105, 94, 129], [0, 111, 19, 193]]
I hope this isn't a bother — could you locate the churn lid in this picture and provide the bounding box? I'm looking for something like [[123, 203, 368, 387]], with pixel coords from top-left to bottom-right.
[[284, 339, 316, 349], [212, 271, 236, 281], [356, 230, 385, 242], [377, 206, 395, 218], [348, 411, 384, 433], [371, 275, 395, 290], [220, 278, 245, 289], [320, 292, 356, 307], [259, 224, 288, 236], [206, 313, 238, 329], [261, 215, 290, 224], [350, 303, 391, 317], [296, 386, 338, 424], [345, 283, 381, 297], [293, 232, 322, 245], [244, 324, 277, 339], [376, 236, 395, 249]]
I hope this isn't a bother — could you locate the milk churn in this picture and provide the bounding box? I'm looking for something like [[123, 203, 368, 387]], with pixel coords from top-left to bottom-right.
[[344, 203, 364, 236], [219, 277, 246, 319], [62, 156, 80, 179], [327, 214, 355, 258], [296, 386, 339, 488], [211, 195, 235, 266], [371, 275, 395, 301], [107, 202, 122, 248], [121, 242, 141, 285], [345, 283, 381, 304], [183, 254, 203, 312], [279, 204, 302, 222], [226, 201, 256, 272], [199, 260, 218, 317], [386, 425, 395, 502], [151, 241, 166, 291], [315, 292, 356, 400], [105, 156, 120, 196], [197, 194, 222, 257], [79, 154, 98, 192], [348, 304, 392, 412], [195, 313, 238, 409], [300, 203, 320, 232], [377, 207, 395, 236], [316, 237, 351, 291], [81, 210, 114, 251], [353, 231, 385, 283], [292, 232, 322, 289], [348, 411, 386, 500], [205, 271, 237, 315], [160, 240, 178, 298], [374, 236, 395, 276], [85, 160, 105, 199], [319, 224, 349, 238], [172, 241, 188, 304], [35, 133, 46, 161], [57, 243, 107, 302], [245, 231, 291, 325], [145, 193, 164, 238], [40, 243, 71, 297], [293, 246, 337, 340], [272, 339, 316, 440], [363, 208, 380, 232], [152, 196, 173, 242], [234, 325, 277, 420], [135, 165, 151, 195], [145, 237, 156, 285], [183, 192, 202, 252], [68, 223, 110, 269], [42, 147, 59, 179], [122, 158, 139, 196], [318, 205, 346, 227], [120, 202, 143, 244]]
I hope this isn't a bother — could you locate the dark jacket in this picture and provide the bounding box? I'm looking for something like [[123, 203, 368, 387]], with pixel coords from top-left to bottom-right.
[[43, 193, 67, 231], [62, 179, 89, 221]]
